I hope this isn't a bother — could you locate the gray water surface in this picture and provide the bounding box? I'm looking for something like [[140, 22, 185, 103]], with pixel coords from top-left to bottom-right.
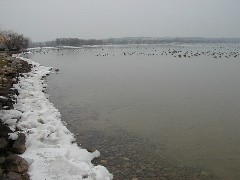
[[30, 44, 240, 179]]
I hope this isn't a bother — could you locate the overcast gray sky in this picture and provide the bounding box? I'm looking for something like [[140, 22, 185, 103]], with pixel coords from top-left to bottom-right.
[[0, 0, 240, 41]]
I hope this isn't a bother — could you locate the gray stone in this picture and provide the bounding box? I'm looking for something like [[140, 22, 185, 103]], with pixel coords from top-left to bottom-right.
[[11, 133, 26, 154], [2, 171, 22, 180], [0, 137, 8, 149], [0, 167, 3, 176], [0, 156, 5, 164], [21, 173, 30, 180], [4, 155, 28, 173], [0, 122, 13, 138], [86, 147, 96, 153]]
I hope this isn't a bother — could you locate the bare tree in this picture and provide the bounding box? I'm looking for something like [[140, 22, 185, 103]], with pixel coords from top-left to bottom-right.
[[2, 31, 30, 51]]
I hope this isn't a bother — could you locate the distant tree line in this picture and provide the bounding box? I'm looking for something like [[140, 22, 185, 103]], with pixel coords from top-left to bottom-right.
[[32, 38, 104, 47], [55, 38, 103, 46], [0, 29, 30, 51], [103, 37, 240, 45], [31, 37, 240, 47]]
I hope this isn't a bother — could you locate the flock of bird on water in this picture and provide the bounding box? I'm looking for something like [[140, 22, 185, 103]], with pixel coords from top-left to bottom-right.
[[29, 45, 240, 59]]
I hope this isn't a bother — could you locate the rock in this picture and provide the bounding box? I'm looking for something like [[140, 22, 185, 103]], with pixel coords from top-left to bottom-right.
[[7, 72, 17, 79], [0, 96, 8, 101], [0, 122, 13, 138], [11, 133, 26, 154], [0, 137, 8, 149], [82, 174, 89, 179], [23, 158, 34, 166], [13, 89, 19, 96], [100, 160, 108, 164], [123, 157, 129, 161], [0, 167, 3, 176], [21, 173, 30, 180], [4, 155, 28, 173], [2, 171, 22, 180], [0, 156, 5, 164], [86, 147, 96, 153]]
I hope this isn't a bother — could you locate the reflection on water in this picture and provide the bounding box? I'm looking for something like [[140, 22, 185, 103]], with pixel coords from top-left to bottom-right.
[[30, 44, 240, 179]]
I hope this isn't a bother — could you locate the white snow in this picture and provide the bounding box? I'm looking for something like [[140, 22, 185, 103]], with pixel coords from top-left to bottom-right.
[[8, 133, 18, 140], [0, 55, 113, 180]]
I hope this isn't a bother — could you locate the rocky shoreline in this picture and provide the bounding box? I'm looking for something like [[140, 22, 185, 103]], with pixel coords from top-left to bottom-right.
[[0, 52, 31, 179]]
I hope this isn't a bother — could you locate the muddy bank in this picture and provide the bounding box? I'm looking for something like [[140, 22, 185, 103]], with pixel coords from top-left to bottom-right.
[[0, 53, 31, 179]]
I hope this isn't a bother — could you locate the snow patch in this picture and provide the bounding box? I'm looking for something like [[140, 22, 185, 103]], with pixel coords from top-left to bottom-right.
[[8, 133, 18, 140], [0, 55, 113, 180]]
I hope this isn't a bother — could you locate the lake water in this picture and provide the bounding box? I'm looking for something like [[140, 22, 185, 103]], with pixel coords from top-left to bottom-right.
[[29, 44, 240, 179]]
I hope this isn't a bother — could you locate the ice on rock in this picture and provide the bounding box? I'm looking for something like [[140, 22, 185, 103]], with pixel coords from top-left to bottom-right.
[[0, 54, 113, 180]]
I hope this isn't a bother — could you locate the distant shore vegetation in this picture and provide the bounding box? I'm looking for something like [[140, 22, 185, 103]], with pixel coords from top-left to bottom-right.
[[32, 37, 240, 48]]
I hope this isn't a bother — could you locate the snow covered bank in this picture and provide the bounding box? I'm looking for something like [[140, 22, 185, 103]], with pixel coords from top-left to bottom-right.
[[0, 55, 113, 180]]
